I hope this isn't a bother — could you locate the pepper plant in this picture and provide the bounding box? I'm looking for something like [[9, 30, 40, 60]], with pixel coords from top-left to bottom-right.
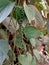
[[0, 0, 49, 65]]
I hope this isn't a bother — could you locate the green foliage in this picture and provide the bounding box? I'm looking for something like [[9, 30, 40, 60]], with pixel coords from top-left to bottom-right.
[[0, 0, 49, 65], [13, 6, 27, 22], [14, 34, 26, 50], [24, 26, 41, 40], [30, 38, 42, 47], [18, 52, 37, 65], [23, 2, 44, 27]]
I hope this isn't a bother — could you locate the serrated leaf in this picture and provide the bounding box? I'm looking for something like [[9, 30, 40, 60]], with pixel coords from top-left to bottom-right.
[[0, 39, 10, 65], [24, 26, 41, 40], [18, 52, 37, 65], [0, 2, 15, 23], [23, 2, 44, 27]]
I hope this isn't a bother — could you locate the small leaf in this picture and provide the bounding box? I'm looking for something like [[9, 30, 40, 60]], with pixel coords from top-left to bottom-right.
[[30, 38, 36, 47], [14, 34, 26, 50], [24, 26, 41, 40], [12, 6, 27, 22], [30, 38, 42, 47], [18, 52, 37, 65]]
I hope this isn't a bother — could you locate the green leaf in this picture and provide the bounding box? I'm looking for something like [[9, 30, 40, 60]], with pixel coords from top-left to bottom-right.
[[0, 1, 15, 23], [18, 52, 37, 65], [30, 38, 36, 47], [13, 6, 27, 22], [14, 34, 26, 50], [24, 26, 41, 40], [23, 2, 44, 27], [0, 39, 10, 65]]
